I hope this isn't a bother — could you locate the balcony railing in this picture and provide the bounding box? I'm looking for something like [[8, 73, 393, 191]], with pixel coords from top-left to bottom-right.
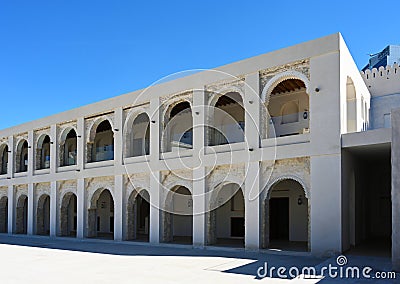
[[169, 130, 193, 151], [267, 112, 309, 138], [64, 151, 77, 166], [94, 145, 114, 162], [132, 139, 150, 156], [43, 155, 51, 169], [209, 122, 244, 146]]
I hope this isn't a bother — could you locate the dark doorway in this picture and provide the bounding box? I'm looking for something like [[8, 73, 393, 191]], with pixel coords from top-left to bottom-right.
[[231, 217, 245, 237], [345, 145, 392, 257], [269, 197, 289, 240], [136, 194, 150, 241]]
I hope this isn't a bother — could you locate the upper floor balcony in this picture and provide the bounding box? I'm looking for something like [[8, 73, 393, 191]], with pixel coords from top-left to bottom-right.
[[0, 72, 315, 178]]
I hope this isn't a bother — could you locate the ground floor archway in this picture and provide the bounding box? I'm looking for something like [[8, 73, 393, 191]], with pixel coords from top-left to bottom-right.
[[16, 195, 28, 234], [88, 189, 114, 239], [36, 194, 50, 235], [60, 192, 77, 237], [207, 183, 245, 248], [127, 189, 150, 242], [0, 196, 8, 233], [161, 186, 193, 245], [262, 179, 309, 252]]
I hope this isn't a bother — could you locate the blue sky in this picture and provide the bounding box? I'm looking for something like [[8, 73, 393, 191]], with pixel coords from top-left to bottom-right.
[[0, 0, 399, 130]]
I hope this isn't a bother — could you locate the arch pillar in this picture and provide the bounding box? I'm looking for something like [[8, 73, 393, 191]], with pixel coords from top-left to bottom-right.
[[87, 208, 96, 238], [114, 175, 123, 241], [27, 183, 34, 235], [244, 73, 261, 149], [76, 178, 85, 238], [8, 136, 14, 178], [77, 118, 85, 170], [245, 162, 260, 250], [114, 107, 123, 166], [149, 171, 160, 244], [193, 167, 206, 247], [50, 181, 58, 236], [27, 131, 34, 176], [50, 125, 57, 173], [7, 185, 13, 234]]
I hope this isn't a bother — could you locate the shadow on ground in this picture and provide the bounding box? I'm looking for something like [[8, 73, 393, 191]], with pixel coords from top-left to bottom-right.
[[0, 234, 398, 283]]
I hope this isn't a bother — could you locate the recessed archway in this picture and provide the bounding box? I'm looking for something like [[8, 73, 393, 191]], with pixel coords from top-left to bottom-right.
[[0, 144, 8, 175], [127, 189, 150, 242], [36, 135, 51, 170], [128, 113, 150, 157], [60, 129, 77, 166], [16, 140, 28, 173], [207, 183, 245, 248], [164, 102, 193, 152], [36, 194, 50, 235], [88, 189, 114, 239], [266, 78, 309, 138], [162, 186, 193, 244], [89, 120, 114, 163], [262, 179, 309, 252], [209, 92, 244, 146], [16, 195, 28, 234], [60, 192, 77, 237], [346, 77, 357, 133], [0, 196, 8, 233]]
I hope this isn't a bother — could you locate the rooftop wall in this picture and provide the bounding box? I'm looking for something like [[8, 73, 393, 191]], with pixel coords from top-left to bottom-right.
[[361, 64, 400, 97]]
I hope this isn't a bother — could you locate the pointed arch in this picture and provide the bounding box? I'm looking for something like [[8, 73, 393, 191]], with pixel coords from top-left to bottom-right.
[[0, 144, 9, 175]]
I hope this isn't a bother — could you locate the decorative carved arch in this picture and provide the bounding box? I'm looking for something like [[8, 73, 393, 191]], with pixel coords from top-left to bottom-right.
[[123, 108, 150, 138], [162, 92, 193, 123], [208, 180, 245, 211], [127, 188, 150, 205], [208, 86, 245, 108], [0, 143, 8, 154], [59, 126, 77, 145], [261, 70, 310, 104], [87, 116, 115, 143], [89, 188, 115, 209], [264, 175, 310, 200], [162, 182, 193, 208], [36, 134, 51, 150]]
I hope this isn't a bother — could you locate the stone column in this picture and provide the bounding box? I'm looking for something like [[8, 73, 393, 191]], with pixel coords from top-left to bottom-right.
[[149, 97, 161, 244], [114, 175, 123, 241], [114, 107, 123, 166], [262, 200, 269, 249], [193, 167, 206, 248], [149, 97, 160, 163], [49, 181, 58, 237], [77, 117, 85, 171], [149, 170, 160, 244], [50, 125, 57, 173], [76, 178, 85, 238], [192, 88, 206, 248], [7, 185, 14, 234], [27, 183, 34, 235], [244, 161, 260, 250], [8, 136, 14, 178], [244, 72, 261, 149], [193, 88, 205, 152], [391, 109, 400, 271], [27, 130, 34, 176]]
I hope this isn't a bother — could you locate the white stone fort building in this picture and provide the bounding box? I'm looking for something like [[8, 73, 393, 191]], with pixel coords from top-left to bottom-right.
[[0, 33, 399, 269]]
